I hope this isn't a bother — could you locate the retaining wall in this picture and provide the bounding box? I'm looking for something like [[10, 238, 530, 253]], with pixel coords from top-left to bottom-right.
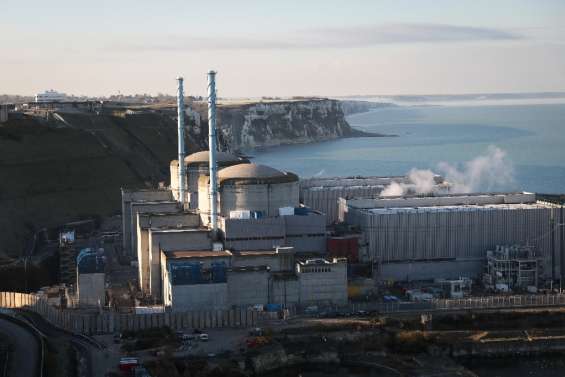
[[0, 292, 257, 335]]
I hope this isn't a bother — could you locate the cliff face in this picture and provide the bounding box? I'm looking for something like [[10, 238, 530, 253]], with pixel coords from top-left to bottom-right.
[[0, 99, 373, 257], [215, 99, 373, 150], [339, 100, 396, 115]]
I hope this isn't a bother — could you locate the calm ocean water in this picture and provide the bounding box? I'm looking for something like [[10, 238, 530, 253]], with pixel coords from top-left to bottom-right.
[[251, 103, 565, 194], [255, 103, 565, 376]]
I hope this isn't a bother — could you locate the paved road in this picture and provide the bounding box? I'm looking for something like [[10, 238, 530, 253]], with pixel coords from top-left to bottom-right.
[[17, 310, 92, 377], [18, 310, 113, 377], [0, 316, 40, 377]]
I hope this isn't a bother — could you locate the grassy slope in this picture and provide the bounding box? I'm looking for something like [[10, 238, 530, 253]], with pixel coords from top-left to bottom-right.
[[0, 112, 203, 257]]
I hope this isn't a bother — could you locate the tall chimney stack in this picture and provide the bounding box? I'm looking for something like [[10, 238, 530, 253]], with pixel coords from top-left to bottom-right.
[[207, 70, 218, 236], [177, 77, 186, 207]]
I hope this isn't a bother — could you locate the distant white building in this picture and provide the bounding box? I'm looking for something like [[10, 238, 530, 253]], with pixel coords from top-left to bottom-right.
[[35, 89, 67, 103]]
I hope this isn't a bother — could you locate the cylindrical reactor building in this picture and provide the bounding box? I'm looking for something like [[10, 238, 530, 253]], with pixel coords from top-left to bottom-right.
[[198, 163, 299, 224], [170, 151, 248, 208]]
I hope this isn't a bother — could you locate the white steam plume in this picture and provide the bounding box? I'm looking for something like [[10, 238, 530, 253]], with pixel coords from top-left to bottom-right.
[[381, 169, 437, 197], [407, 168, 437, 194], [381, 181, 406, 196], [438, 146, 515, 193], [313, 169, 326, 177], [380, 146, 516, 196]]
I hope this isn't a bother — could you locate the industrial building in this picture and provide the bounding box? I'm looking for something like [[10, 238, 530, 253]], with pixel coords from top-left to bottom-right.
[[340, 192, 564, 282], [119, 72, 347, 312], [121, 188, 174, 255], [34, 89, 67, 103], [76, 248, 106, 307], [483, 245, 542, 291], [160, 246, 348, 311], [300, 175, 447, 225], [135, 211, 201, 294]]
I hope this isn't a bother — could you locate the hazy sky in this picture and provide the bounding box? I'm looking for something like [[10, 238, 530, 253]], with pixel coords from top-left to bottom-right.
[[2, 0, 565, 97]]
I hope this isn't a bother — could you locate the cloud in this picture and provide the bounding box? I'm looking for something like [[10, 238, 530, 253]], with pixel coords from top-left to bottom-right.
[[110, 23, 523, 52], [313, 23, 522, 47]]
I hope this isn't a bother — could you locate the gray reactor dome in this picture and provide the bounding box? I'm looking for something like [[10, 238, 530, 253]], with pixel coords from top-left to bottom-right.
[[185, 151, 249, 168], [218, 163, 299, 185]]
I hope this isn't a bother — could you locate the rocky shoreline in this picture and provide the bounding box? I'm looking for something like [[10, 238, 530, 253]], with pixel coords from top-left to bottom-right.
[[142, 309, 565, 376]]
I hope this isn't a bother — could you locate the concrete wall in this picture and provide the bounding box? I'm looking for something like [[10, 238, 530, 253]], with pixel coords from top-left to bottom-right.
[[0, 292, 258, 334], [232, 254, 282, 270], [148, 229, 212, 298], [129, 201, 179, 256], [78, 273, 105, 307], [187, 167, 207, 210], [169, 283, 228, 311], [379, 259, 484, 281], [170, 161, 180, 201], [198, 175, 214, 226], [220, 214, 326, 253], [271, 278, 300, 306], [170, 160, 209, 209], [297, 260, 348, 305], [221, 216, 285, 251], [219, 181, 300, 218], [161, 252, 171, 307], [284, 214, 326, 253], [170, 161, 190, 204], [121, 189, 173, 253], [138, 226, 151, 293], [137, 212, 200, 293], [227, 270, 269, 307]]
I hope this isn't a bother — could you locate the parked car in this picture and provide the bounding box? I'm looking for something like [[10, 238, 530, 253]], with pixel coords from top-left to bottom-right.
[[118, 357, 139, 374], [199, 333, 209, 342], [249, 327, 264, 336]]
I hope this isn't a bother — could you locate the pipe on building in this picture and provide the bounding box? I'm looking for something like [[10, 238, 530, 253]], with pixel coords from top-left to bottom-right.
[[207, 70, 218, 237], [177, 77, 186, 207]]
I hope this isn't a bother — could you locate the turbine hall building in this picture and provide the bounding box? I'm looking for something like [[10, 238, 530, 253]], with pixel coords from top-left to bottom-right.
[[339, 192, 564, 282]]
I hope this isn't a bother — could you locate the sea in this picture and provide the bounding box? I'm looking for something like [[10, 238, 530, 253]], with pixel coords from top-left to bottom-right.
[[253, 98, 565, 376], [251, 101, 565, 194]]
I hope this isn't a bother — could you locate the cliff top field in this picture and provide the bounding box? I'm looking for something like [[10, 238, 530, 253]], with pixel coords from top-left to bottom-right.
[[0, 99, 384, 258]]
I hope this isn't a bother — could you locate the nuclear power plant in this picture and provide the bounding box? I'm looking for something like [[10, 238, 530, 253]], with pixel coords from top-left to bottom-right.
[[119, 71, 564, 313], [121, 71, 346, 312]]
